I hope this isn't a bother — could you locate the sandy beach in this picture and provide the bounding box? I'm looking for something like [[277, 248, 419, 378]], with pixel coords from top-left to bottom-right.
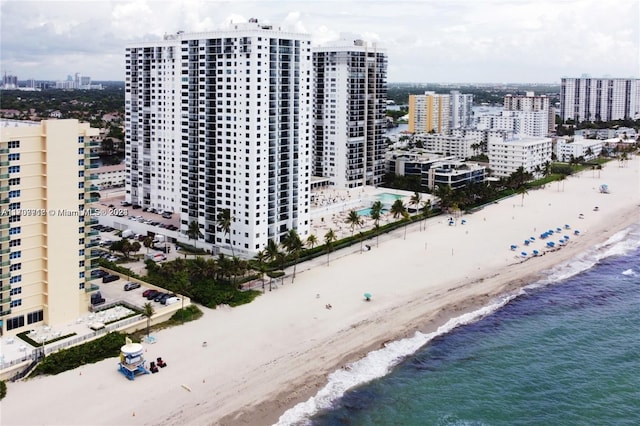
[[1, 157, 639, 426]]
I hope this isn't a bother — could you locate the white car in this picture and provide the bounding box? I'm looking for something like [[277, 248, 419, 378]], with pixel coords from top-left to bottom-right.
[[164, 296, 180, 305]]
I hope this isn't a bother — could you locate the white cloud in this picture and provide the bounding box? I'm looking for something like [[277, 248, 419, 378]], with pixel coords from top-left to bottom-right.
[[0, 0, 637, 82]]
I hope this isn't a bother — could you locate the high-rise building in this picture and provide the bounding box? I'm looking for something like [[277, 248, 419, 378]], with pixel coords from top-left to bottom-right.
[[504, 92, 554, 135], [312, 36, 388, 188], [0, 119, 100, 335], [408, 91, 473, 134], [125, 19, 312, 258], [560, 77, 640, 123]]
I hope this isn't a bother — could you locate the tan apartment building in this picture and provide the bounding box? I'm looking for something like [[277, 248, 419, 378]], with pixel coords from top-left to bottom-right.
[[408, 91, 451, 134], [0, 119, 100, 335]]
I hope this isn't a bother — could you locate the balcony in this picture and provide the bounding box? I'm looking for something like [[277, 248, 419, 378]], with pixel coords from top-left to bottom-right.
[[85, 218, 99, 226], [87, 174, 99, 180], [84, 283, 100, 293], [0, 174, 9, 180], [0, 259, 9, 267], [0, 272, 10, 279], [0, 161, 9, 167], [0, 185, 9, 192], [0, 148, 9, 154], [85, 197, 99, 204], [0, 284, 10, 292], [0, 297, 10, 304], [85, 229, 99, 237], [85, 163, 99, 169], [85, 185, 100, 193], [0, 235, 9, 242]]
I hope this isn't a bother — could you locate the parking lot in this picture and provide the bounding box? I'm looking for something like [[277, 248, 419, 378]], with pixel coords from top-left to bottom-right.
[[93, 272, 182, 311]]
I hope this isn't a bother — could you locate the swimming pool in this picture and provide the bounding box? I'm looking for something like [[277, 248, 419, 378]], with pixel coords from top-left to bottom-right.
[[376, 193, 404, 203], [357, 208, 388, 216]]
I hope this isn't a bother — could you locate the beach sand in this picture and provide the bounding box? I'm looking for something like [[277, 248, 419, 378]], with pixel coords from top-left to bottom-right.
[[2, 158, 639, 426]]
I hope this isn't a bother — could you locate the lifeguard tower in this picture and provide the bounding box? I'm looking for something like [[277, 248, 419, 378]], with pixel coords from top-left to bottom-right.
[[118, 337, 150, 380]]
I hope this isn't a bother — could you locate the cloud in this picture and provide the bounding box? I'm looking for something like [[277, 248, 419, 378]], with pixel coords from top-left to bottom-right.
[[0, 0, 637, 82]]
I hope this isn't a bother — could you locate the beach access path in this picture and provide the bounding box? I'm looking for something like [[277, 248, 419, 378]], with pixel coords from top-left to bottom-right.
[[1, 157, 639, 426]]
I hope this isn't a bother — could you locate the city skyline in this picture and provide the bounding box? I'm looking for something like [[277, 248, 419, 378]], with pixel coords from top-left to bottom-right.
[[1, 0, 638, 84]]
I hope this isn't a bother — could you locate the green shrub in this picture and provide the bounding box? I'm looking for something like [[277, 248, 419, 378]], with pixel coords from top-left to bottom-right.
[[30, 332, 137, 377], [0, 380, 6, 400], [169, 304, 203, 322]]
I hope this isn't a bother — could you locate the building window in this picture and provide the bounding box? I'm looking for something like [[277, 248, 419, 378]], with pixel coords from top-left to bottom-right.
[[8, 166, 20, 174], [27, 310, 44, 325], [79, 282, 85, 290], [9, 275, 21, 283], [78, 148, 84, 155], [8, 190, 20, 198], [9, 251, 21, 259], [8, 202, 20, 210], [9, 215, 20, 223], [78, 137, 84, 143], [79, 271, 85, 278], [10, 299, 21, 308], [8, 178, 20, 186], [10, 287, 21, 295], [9, 263, 21, 271], [78, 159, 84, 166], [9, 227, 21, 235], [6, 315, 24, 330], [8, 140, 20, 149], [8, 153, 20, 161]]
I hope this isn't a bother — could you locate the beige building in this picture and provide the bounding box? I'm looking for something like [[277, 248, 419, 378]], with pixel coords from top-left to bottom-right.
[[95, 163, 126, 189], [408, 92, 450, 134], [0, 119, 100, 335]]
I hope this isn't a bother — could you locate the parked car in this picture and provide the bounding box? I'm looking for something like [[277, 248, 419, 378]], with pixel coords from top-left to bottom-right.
[[91, 291, 105, 305], [102, 274, 119, 283], [146, 290, 160, 300], [124, 282, 141, 291], [164, 296, 180, 306], [154, 292, 168, 303], [142, 289, 155, 298], [132, 204, 142, 209], [160, 294, 177, 305], [91, 269, 108, 278]]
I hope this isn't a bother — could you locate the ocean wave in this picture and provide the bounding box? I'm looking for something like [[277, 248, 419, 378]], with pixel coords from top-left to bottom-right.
[[622, 269, 636, 276], [275, 294, 517, 426], [528, 223, 640, 289], [276, 225, 640, 426]]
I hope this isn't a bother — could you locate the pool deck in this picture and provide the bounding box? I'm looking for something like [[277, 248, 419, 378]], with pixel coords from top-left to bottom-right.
[[309, 186, 433, 240]]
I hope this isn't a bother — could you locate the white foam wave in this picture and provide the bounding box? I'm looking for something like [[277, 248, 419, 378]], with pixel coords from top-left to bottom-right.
[[275, 294, 517, 426], [529, 224, 640, 289], [622, 269, 635, 276]]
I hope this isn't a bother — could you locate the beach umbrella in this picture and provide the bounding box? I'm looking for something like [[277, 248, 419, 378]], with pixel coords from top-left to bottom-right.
[[510, 245, 517, 250], [564, 224, 570, 229], [524, 240, 530, 245], [364, 292, 372, 301], [521, 252, 527, 257], [530, 237, 536, 240], [557, 227, 562, 232], [533, 250, 540, 256], [574, 230, 580, 235]]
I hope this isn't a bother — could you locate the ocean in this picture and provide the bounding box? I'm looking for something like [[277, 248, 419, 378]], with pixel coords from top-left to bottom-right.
[[278, 224, 640, 425]]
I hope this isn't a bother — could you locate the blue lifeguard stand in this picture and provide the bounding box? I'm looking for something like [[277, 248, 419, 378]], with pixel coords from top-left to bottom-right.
[[118, 338, 149, 380]]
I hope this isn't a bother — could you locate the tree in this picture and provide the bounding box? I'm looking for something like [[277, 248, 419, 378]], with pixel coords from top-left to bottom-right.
[[345, 210, 363, 236], [216, 208, 234, 257], [517, 185, 529, 207], [111, 238, 132, 259], [402, 210, 410, 240], [142, 236, 153, 253], [390, 199, 407, 219], [174, 270, 191, 319], [142, 302, 154, 337], [186, 220, 203, 251], [420, 199, 432, 231], [252, 250, 270, 292], [282, 229, 303, 283], [265, 239, 281, 290], [306, 234, 318, 250], [324, 229, 337, 266], [434, 184, 453, 212], [409, 191, 422, 229], [370, 200, 383, 247], [130, 241, 141, 257]]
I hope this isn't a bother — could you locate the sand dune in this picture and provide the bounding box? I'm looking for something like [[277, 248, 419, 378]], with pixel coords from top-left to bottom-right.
[[2, 157, 639, 426]]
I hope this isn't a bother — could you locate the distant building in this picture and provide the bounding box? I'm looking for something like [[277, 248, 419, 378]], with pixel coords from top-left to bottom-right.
[[0, 119, 100, 335], [555, 136, 603, 162], [488, 135, 552, 178], [413, 133, 477, 159], [408, 91, 473, 134], [504, 92, 555, 135], [313, 36, 388, 189], [427, 160, 486, 191], [477, 110, 550, 138], [95, 164, 126, 189], [1, 73, 18, 90], [560, 77, 640, 123]]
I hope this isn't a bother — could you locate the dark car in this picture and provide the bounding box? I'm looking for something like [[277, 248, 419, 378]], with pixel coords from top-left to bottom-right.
[[102, 274, 119, 283], [160, 294, 177, 305], [91, 269, 108, 278], [153, 292, 167, 302], [91, 291, 105, 305], [132, 204, 142, 209], [146, 290, 160, 300], [124, 282, 141, 291]]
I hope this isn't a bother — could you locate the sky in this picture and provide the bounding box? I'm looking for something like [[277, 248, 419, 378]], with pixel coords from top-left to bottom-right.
[[1, 0, 638, 84]]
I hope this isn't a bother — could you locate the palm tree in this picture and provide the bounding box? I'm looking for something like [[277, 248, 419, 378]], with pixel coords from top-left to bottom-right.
[[402, 210, 410, 240], [174, 270, 191, 321], [409, 192, 422, 215], [306, 234, 318, 250], [420, 199, 432, 231], [265, 239, 281, 290], [390, 199, 406, 219], [370, 201, 383, 247], [434, 184, 453, 212], [517, 185, 529, 207], [216, 208, 234, 257], [282, 229, 303, 283], [345, 210, 363, 236], [142, 302, 154, 338], [186, 220, 203, 251], [253, 250, 270, 292], [142, 236, 153, 253], [324, 228, 337, 266]]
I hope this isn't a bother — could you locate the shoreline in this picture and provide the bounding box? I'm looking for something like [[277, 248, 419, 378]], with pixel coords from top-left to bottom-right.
[[226, 205, 639, 426], [1, 158, 638, 426]]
